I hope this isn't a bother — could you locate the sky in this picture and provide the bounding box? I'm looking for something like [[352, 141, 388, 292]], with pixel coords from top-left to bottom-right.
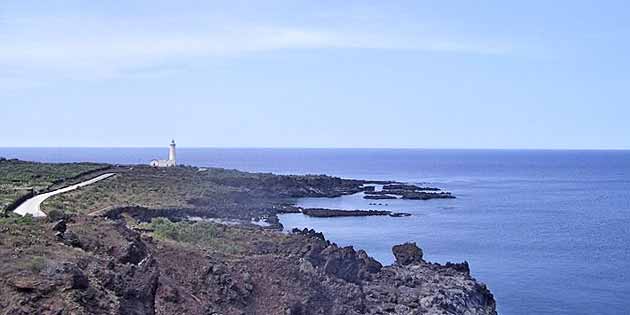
[[1, 0, 629, 149]]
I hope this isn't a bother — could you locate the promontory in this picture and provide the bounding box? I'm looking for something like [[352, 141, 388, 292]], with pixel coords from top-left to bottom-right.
[[0, 158, 496, 315]]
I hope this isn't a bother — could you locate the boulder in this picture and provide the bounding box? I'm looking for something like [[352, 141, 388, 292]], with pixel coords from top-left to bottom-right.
[[317, 245, 383, 283], [51, 220, 66, 233], [119, 240, 148, 265], [392, 243, 423, 265], [47, 209, 67, 222], [9, 276, 39, 292], [358, 250, 383, 274], [62, 231, 83, 248], [321, 245, 361, 283], [68, 267, 90, 290]]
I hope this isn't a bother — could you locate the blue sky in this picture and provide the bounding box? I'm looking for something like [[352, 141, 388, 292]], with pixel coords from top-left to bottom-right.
[[1, 0, 629, 149]]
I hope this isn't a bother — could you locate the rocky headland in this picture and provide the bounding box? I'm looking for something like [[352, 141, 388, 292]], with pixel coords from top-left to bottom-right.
[[0, 159, 496, 315]]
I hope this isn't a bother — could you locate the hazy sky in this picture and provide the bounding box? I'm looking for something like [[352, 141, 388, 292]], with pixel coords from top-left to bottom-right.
[[1, 1, 629, 149]]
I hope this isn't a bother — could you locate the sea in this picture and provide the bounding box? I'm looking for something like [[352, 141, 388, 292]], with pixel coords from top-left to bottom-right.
[[1, 148, 628, 315]]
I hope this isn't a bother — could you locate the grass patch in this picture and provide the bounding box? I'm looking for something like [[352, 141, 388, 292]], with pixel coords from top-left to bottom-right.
[[150, 217, 218, 244], [27, 256, 47, 273], [0, 214, 34, 225], [146, 218, 245, 254], [0, 159, 109, 213]]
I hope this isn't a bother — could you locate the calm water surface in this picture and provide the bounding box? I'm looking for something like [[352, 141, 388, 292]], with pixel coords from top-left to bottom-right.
[[1, 148, 628, 315]]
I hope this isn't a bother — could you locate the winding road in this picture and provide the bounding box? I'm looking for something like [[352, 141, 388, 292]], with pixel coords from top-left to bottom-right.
[[13, 173, 116, 217]]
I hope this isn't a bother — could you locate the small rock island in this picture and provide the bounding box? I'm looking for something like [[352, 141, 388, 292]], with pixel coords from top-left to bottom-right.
[[363, 183, 456, 200]]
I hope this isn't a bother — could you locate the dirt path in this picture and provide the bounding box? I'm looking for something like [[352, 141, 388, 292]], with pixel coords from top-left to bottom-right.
[[13, 173, 116, 217]]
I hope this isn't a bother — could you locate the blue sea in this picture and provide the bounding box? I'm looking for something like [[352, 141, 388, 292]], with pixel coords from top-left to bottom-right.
[[1, 148, 629, 315]]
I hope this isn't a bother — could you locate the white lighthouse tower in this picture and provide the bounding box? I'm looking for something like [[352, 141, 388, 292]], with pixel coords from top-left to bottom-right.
[[150, 139, 177, 167], [168, 139, 176, 165]]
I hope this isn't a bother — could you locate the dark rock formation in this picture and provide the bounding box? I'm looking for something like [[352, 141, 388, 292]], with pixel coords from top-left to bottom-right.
[[47, 209, 68, 222], [292, 227, 328, 242], [62, 230, 83, 248], [402, 191, 456, 200], [393, 242, 424, 265], [383, 184, 441, 191], [389, 212, 412, 217], [301, 208, 392, 217], [365, 184, 455, 200], [66, 264, 90, 290], [365, 261, 497, 315], [445, 261, 471, 274], [51, 220, 66, 233], [364, 194, 398, 200], [291, 228, 382, 282], [298, 208, 411, 218], [287, 229, 496, 314], [0, 215, 496, 315]]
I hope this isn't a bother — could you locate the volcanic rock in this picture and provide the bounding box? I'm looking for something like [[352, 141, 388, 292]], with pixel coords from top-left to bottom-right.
[[393, 242, 424, 265], [51, 220, 66, 233]]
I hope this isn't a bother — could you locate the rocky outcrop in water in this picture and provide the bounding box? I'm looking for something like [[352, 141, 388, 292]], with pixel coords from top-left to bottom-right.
[[302, 208, 391, 217], [364, 184, 456, 200], [401, 191, 455, 200], [364, 194, 398, 200], [383, 184, 441, 191], [300, 208, 411, 218]]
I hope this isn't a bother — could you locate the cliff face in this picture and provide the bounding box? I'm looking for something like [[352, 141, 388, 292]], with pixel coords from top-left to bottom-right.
[[0, 215, 496, 315]]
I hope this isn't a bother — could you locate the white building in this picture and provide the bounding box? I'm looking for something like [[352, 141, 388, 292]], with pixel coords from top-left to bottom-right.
[[150, 140, 177, 167]]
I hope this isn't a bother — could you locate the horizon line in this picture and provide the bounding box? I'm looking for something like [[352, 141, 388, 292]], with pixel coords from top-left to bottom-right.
[[1, 146, 629, 152]]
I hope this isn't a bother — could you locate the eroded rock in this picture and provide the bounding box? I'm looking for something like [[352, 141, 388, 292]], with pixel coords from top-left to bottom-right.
[[62, 231, 82, 248], [393, 242, 424, 265], [51, 220, 66, 233], [65, 265, 89, 290]]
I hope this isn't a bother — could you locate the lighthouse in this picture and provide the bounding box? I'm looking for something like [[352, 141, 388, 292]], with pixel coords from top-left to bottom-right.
[[149, 140, 177, 167], [168, 139, 176, 165]]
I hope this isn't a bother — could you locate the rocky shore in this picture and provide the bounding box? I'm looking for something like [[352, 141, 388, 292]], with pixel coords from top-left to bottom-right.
[[0, 214, 496, 315], [0, 160, 496, 314]]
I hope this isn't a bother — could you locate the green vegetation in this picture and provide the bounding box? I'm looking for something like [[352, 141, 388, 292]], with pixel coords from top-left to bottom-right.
[[42, 166, 280, 215], [27, 256, 47, 273], [41, 165, 359, 217], [150, 217, 218, 244], [146, 217, 245, 254], [0, 214, 34, 225], [0, 158, 109, 214]]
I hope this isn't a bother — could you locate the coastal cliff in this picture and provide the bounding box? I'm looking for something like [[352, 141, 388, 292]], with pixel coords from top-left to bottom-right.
[[0, 160, 496, 314], [0, 215, 496, 315]]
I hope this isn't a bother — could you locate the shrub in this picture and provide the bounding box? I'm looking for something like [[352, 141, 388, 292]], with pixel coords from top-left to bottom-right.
[[47, 209, 67, 222], [28, 256, 47, 273], [0, 214, 34, 225]]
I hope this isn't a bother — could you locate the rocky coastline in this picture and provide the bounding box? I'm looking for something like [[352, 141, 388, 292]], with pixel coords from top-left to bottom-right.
[[0, 160, 496, 314]]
